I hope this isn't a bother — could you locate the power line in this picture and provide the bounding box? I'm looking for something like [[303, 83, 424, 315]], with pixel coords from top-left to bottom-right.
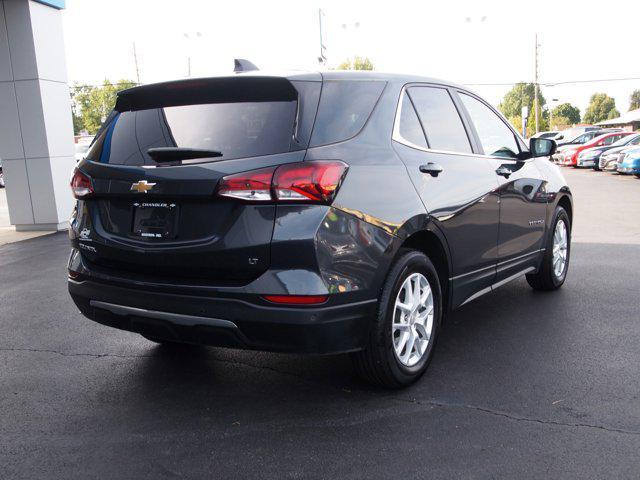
[[464, 76, 640, 87]]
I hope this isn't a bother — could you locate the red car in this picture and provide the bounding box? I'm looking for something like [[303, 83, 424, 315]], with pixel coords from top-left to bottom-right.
[[556, 131, 634, 166]]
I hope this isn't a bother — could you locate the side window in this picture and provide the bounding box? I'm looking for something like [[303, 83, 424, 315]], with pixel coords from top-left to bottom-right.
[[397, 93, 427, 148], [603, 135, 619, 145], [407, 87, 472, 153], [460, 93, 520, 158]]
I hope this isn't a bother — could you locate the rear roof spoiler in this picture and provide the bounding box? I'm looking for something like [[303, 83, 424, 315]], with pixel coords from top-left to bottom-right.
[[115, 76, 297, 111]]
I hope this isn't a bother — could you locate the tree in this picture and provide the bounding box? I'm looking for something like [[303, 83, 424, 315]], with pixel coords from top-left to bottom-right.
[[583, 93, 619, 124], [71, 79, 137, 135], [552, 103, 580, 125], [498, 82, 546, 120], [551, 115, 572, 131], [526, 105, 549, 137], [629, 90, 640, 111], [337, 56, 374, 71]]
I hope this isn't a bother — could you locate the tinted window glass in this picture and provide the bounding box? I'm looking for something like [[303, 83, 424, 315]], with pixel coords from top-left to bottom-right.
[[398, 94, 427, 148], [612, 134, 637, 146], [407, 87, 471, 153], [87, 101, 297, 165], [460, 93, 519, 158], [310, 80, 385, 147]]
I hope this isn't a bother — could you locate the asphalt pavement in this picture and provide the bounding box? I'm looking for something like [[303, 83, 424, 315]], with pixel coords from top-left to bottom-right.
[[1, 167, 639, 479]]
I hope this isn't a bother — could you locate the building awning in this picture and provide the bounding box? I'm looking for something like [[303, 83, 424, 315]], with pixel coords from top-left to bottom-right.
[[596, 108, 640, 126]]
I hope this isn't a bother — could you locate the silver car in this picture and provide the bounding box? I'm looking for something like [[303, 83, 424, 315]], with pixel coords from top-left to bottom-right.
[[600, 141, 640, 171]]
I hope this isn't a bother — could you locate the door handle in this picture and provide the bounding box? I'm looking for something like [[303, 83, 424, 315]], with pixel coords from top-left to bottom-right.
[[496, 165, 512, 178], [419, 162, 443, 177]]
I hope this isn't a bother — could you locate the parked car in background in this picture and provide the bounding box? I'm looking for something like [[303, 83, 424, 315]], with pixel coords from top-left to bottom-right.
[[552, 130, 610, 162], [532, 131, 560, 140], [67, 70, 572, 388], [0, 158, 4, 188], [75, 141, 92, 162], [554, 126, 603, 146], [556, 131, 633, 166], [617, 147, 640, 177], [601, 143, 640, 171], [577, 133, 640, 169]]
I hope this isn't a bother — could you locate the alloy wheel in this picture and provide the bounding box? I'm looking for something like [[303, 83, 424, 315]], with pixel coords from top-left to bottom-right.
[[552, 219, 568, 278], [392, 273, 434, 367]]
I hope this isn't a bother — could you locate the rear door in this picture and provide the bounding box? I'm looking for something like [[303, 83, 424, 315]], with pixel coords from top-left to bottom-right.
[[392, 85, 500, 308], [77, 76, 320, 284], [456, 91, 547, 283]]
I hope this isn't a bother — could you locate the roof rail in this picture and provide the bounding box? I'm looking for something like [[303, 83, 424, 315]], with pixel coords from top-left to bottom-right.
[[234, 59, 259, 73]]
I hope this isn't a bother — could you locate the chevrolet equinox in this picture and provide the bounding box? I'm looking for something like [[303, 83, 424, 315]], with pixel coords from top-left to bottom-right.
[[68, 68, 572, 388]]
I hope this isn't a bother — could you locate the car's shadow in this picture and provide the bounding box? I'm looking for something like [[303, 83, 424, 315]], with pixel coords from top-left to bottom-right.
[[108, 241, 640, 436], [127, 276, 568, 406]]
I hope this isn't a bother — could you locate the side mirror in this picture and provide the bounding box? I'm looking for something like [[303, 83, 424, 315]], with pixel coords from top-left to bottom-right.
[[530, 137, 556, 157], [556, 135, 564, 140]]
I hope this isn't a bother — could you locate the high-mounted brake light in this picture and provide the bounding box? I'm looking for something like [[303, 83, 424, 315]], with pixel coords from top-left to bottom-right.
[[262, 295, 328, 305], [70, 169, 93, 198], [216, 161, 348, 204]]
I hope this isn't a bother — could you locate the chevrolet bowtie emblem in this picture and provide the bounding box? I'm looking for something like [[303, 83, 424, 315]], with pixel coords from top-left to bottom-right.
[[130, 180, 156, 193]]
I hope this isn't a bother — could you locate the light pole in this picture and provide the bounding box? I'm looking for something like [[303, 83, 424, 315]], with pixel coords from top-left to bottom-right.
[[549, 97, 559, 130], [183, 31, 203, 77]]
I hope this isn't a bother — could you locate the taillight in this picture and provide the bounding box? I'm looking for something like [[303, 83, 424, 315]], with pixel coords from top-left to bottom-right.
[[217, 166, 275, 201], [216, 161, 348, 204], [273, 161, 347, 203], [70, 169, 93, 198]]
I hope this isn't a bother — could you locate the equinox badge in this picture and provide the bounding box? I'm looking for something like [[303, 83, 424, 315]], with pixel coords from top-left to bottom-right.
[[130, 180, 156, 193]]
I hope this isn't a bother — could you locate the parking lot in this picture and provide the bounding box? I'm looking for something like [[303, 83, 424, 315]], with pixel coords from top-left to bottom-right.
[[1, 168, 639, 479]]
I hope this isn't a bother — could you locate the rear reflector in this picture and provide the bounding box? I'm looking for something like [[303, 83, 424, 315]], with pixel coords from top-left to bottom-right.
[[70, 168, 93, 198], [217, 161, 348, 204], [262, 295, 328, 305]]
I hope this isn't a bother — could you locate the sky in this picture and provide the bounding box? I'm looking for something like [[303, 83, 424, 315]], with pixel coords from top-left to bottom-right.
[[62, 0, 640, 118]]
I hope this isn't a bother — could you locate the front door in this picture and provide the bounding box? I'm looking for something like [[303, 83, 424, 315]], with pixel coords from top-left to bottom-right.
[[392, 85, 500, 308], [456, 92, 547, 283]]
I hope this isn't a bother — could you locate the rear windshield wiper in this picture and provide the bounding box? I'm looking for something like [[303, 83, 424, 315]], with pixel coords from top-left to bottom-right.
[[147, 147, 223, 163]]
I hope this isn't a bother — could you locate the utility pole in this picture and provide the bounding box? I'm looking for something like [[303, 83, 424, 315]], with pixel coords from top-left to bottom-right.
[[318, 9, 327, 66], [534, 33, 539, 134], [132, 42, 140, 84]]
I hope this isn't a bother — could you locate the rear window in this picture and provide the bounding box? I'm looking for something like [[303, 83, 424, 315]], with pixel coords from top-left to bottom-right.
[[310, 80, 385, 147], [86, 101, 297, 165]]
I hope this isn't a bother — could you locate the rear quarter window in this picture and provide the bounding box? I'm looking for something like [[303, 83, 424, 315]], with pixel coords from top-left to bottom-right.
[[310, 80, 385, 147]]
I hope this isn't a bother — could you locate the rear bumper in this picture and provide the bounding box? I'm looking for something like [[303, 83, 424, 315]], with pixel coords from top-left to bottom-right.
[[69, 277, 377, 354]]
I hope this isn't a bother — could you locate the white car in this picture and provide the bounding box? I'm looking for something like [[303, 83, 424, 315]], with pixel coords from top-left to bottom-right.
[[75, 142, 92, 162]]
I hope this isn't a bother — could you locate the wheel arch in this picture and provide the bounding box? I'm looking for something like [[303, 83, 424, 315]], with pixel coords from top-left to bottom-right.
[[556, 193, 573, 229], [397, 226, 452, 318]]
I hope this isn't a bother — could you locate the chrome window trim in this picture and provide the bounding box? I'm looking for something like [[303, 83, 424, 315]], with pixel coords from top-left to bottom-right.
[[392, 85, 522, 161]]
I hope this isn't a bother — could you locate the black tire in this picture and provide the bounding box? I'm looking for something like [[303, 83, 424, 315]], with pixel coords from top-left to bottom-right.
[[635, 174, 640, 179], [352, 249, 442, 388], [593, 164, 601, 172], [526, 206, 571, 291], [0, 171, 5, 188]]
